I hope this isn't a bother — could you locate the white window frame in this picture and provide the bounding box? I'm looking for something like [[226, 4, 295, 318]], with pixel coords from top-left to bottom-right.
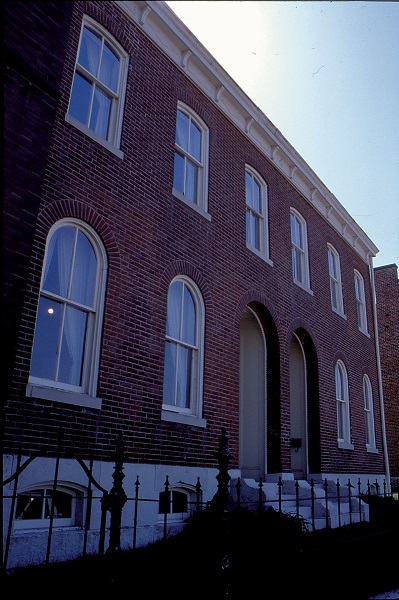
[[27, 219, 107, 409], [161, 276, 206, 427], [335, 360, 353, 449], [327, 244, 345, 317], [172, 102, 210, 220], [65, 16, 129, 158], [290, 208, 312, 293], [245, 166, 272, 265], [363, 375, 377, 452], [158, 485, 197, 523], [13, 483, 84, 531], [354, 270, 369, 335]]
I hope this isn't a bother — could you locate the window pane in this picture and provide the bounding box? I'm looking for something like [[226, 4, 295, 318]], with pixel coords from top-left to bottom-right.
[[30, 298, 63, 380], [185, 160, 197, 202], [44, 490, 73, 519], [43, 226, 75, 297], [176, 110, 188, 150], [331, 281, 338, 309], [100, 41, 119, 92], [166, 281, 182, 339], [292, 248, 302, 282], [173, 151, 184, 194], [78, 27, 101, 76], [58, 306, 87, 386], [163, 341, 176, 406], [181, 286, 195, 345], [245, 172, 252, 206], [246, 210, 251, 243], [250, 212, 259, 249], [172, 491, 188, 513], [176, 346, 191, 408], [89, 87, 111, 138], [68, 73, 92, 127], [189, 121, 201, 161], [16, 490, 44, 520], [253, 181, 261, 213], [70, 231, 97, 307]]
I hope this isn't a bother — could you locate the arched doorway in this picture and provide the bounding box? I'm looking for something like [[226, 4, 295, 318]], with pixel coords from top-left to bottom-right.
[[290, 334, 307, 479], [289, 329, 321, 479], [239, 307, 266, 480]]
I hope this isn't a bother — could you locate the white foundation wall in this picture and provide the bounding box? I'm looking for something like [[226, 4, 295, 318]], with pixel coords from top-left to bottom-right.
[[3, 454, 227, 569]]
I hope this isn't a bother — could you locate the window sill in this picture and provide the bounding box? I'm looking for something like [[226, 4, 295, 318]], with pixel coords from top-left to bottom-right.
[[26, 384, 102, 410], [246, 244, 273, 266], [366, 446, 378, 454], [358, 328, 370, 338], [338, 441, 354, 450], [172, 189, 211, 221], [65, 114, 124, 159], [332, 307, 347, 320], [161, 409, 206, 428], [293, 280, 314, 296]]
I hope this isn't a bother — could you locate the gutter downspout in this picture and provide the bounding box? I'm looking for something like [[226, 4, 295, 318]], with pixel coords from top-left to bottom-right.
[[369, 254, 391, 494]]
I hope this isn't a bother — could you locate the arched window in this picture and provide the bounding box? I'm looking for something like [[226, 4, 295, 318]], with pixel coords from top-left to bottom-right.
[[354, 270, 368, 334], [327, 244, 345, 315], [290, 208, 311, 291], [162, 277, 205, 426], [335, 360, 353, 449], [363, 375, 376, 450], [173, 102, 209, 216], [14, 484, 84, 530], [66, 16, 129, 156], [245, 166, 271, 264], [28, 220, 107, 407]]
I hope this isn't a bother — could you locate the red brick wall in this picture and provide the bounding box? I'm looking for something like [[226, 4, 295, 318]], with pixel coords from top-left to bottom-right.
[[4, 1, 385, 477], [374, 264, 399, 484]]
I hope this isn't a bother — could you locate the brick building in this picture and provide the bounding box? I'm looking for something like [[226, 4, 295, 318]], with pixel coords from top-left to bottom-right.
[[3, 1, 391, 568], [374, 264, 399, 491]]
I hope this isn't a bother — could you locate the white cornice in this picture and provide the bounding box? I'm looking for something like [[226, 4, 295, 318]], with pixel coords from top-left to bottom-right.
[[116, 0, 378, 263]]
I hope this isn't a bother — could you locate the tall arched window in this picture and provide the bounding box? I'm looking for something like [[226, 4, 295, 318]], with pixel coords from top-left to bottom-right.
[[28, 220, 107, 407], [327, 244, 344, 315], [290, 208, 311, 291], [66, 16, 129, 156], [245, 166, 271, 264], [173, 102, 209, 216], [162, 276, 205, 426], [354, 270, 368, 334], [363, 375, 376, 450], [335, 360, 353, 449]]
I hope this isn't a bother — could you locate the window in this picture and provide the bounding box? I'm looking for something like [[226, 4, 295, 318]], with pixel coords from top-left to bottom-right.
[[173, 102, 209, 216], [159, 489, 190, 523], [290, 209, 311, 291], [66, 17, 128, 156], [14, 485, 83, 530], [335, 360, 353, 449], [28, 220, 107, 407], [363, 375, 376, 450], [354, 270, 368, 334], [328, 244, 344, 315], [245, 166, 271, 263], [162, 277, 205, 426]]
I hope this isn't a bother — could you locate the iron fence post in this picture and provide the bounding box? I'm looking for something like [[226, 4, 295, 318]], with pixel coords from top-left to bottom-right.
[[105, 432, 127, 554]]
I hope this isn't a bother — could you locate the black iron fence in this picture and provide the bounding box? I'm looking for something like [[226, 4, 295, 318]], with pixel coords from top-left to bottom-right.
[[2, 428, 393, 572]]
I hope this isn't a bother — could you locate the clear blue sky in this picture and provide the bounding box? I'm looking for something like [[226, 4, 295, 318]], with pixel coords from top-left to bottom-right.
[[167, 1, 399, 268]]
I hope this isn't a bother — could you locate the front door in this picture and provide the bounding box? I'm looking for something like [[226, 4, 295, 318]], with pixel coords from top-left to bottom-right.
[[289, 334, 307, 479]]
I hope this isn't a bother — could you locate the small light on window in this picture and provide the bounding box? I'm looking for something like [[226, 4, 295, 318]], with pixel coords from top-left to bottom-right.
[[48, 308, 54, 314]]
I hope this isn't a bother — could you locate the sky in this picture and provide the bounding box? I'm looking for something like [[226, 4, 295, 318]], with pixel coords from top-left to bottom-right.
[[166, 1, 399, 269]]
